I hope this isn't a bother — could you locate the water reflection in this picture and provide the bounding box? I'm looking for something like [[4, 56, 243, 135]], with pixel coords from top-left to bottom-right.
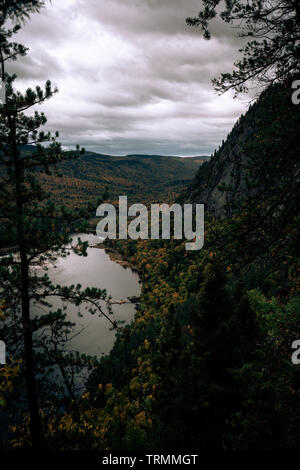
[[32, 234, 141, 357]]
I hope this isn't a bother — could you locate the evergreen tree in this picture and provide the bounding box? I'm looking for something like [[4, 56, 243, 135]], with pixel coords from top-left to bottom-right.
[[187, 0, 300, 94], [0, 1, 114, 447]]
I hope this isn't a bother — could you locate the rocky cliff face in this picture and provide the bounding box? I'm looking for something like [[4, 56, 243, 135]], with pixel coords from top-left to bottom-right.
[[184, 78, 299, 218]]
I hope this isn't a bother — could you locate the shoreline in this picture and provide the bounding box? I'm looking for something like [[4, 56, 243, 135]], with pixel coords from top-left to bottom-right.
[[92, 242, 142, 275]]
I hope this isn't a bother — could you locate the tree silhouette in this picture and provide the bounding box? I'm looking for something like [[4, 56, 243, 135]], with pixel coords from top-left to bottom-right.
[[0, 1, 114, 447], [187, 0, 300, 94]]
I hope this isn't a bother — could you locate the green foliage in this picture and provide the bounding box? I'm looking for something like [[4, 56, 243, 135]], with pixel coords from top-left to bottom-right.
[[227, 291, 300, 449], [29, 147, 202, 211]]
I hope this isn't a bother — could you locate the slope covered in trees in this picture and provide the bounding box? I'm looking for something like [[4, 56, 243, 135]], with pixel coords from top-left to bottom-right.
[[31, 147, 204, 209], [184, 78, 299, 219]]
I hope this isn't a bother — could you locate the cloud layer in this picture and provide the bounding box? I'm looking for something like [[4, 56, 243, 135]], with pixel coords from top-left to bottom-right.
[[8, 0, 249, 156]]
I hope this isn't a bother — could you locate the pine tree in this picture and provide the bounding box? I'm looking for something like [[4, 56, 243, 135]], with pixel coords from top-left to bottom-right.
[[0, 1, 115, 447], [187, 0, 300, 95]]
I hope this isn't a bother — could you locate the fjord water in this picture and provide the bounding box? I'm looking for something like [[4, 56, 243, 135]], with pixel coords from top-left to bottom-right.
[[33, 234, 141, 357]]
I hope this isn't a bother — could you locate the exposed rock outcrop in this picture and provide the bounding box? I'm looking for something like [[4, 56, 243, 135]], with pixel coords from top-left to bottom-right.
[[184, 78, 300, 218]]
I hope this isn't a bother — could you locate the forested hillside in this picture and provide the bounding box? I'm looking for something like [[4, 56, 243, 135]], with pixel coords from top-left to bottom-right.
[[0, 147, 203, 249], [30, 147, 204, 208]]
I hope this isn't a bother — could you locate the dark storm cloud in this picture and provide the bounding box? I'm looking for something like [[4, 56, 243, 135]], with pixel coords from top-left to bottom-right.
[[79, 0, 240, 42], [10, 0, 249, 156], [79, 0, 200, 37], [7, 50, 63, 80]]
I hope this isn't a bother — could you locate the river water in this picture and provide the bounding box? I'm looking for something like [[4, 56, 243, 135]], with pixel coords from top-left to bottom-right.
[[32, 234, 141, 358]]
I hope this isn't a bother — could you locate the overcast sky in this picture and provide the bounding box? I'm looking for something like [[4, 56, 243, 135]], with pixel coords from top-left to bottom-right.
[[9, 0, 250, 156]]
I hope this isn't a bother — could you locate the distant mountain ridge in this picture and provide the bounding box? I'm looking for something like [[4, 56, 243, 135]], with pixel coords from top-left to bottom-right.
[[20, 145, 208, 208]]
